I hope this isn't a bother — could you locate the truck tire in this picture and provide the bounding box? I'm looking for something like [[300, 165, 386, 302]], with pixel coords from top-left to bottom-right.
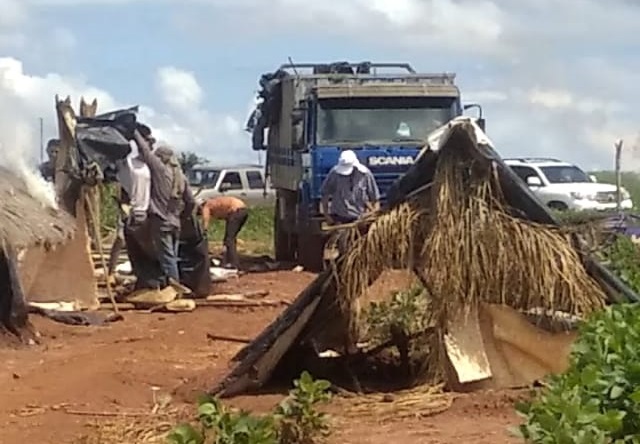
[[274, 200, 296, 262], [297, 233, 326, 273]]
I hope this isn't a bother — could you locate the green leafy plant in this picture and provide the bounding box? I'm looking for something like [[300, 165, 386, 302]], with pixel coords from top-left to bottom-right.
[[601, 235, 640, 294], [167, 396, 277, 444], [363, 285, 430, 346], [167, 372, 331, 444], [517, 303, 640, 443], [275, 371, 332, 444]]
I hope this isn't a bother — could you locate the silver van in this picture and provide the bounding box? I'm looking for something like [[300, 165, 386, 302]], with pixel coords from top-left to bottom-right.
[[188, 164, 275, 207]]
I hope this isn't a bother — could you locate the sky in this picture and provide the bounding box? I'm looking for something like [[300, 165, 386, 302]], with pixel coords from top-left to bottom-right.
[[0, 0, 639, 171]]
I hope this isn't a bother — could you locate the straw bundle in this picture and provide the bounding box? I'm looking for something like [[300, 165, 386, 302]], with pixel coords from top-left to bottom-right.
[[332, 126, 607, 347], [420, 140, 607, 322], [331, 202, 427, 341]]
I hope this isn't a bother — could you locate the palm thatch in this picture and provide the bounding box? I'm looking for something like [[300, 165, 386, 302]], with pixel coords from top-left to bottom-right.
[[210, 118, 637, 398], [334, 124, 607, 341], [0, 167, 75, 250]]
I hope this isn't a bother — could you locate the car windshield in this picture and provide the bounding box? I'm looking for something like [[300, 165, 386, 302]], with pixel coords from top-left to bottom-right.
[[316, 96, 457, 145], [540, 166, 591, 183], [188, 169, 220, 187]]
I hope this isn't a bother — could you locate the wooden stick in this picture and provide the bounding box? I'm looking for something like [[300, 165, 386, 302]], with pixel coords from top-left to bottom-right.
[[99, 302, 136, 311], [206, 333, 252, 343], [196, 299, 288, 308], [64, 409, 150, 417], [85, 192, 120, 315], [206, 291, 269, 302]]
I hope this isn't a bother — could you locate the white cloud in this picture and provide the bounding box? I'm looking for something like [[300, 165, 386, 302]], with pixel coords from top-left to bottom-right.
[[0, 57, 252, 177], [156, 66, 203, 110], [527, 88, 574, 110], [178, 0, 507, 55], [2, 0, 640, 172]]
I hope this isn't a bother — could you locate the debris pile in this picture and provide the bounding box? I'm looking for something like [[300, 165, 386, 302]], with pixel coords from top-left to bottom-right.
[[210, 118, 638, 398]]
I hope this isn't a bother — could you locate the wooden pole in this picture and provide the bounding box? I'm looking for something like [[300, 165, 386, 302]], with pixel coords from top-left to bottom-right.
[[615, 139, 623, 214]]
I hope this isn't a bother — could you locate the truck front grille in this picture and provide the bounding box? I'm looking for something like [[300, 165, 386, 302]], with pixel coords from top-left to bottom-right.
[[595, 191, 617, 203]]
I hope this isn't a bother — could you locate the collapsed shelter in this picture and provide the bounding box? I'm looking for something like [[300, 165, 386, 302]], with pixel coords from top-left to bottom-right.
[[212, 118, 639, 397]]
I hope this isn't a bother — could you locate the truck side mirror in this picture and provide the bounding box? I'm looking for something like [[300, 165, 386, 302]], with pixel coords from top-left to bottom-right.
[[477, 118, 486, 131], [219, 183, 231, 192]]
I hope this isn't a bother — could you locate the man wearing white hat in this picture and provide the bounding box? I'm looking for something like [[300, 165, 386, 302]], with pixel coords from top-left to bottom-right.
[[320, 149, 380, 225]]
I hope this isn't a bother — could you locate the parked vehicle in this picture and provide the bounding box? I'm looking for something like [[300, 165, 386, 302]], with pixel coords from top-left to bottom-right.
[[187, 164, 275, 207], [247, 60, 485, 271], [504, 157, 633, 211]]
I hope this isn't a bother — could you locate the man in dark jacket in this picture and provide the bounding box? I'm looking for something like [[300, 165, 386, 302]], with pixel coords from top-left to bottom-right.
[[130, 128, 195, 282]]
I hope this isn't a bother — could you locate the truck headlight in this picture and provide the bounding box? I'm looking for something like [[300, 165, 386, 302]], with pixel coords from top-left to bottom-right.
[[570, 191, 595, 200]]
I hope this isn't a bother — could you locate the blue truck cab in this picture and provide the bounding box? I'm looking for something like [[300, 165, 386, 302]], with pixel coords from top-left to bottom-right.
[[247, 61, 478, 271]]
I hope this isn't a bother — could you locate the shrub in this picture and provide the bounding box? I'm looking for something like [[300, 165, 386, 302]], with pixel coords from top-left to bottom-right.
[[167, 371, 331, 444], [517, 303, 640, 443], [601, 235, 640, 294]]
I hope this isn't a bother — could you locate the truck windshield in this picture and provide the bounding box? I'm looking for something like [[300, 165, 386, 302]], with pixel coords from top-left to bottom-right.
[[188, 169, 220, 187], [316, 97, 457, 145], [540, 166, 591, 183]]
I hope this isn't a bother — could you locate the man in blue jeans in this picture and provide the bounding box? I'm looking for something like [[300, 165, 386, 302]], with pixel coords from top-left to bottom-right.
[[129, 126, 195, 285]]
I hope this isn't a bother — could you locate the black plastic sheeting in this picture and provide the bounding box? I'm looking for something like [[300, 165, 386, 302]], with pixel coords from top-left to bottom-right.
[[178, 215, 211, 298], [74, 114, 134, 183]]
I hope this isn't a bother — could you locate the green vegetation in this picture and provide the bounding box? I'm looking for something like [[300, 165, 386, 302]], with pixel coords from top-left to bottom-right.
[[517, 233, 640, 443], [167, 371, 331, 444], [591, 171, 640, 208], [363, 285, 430, 347], [517, 303, 640, 443]]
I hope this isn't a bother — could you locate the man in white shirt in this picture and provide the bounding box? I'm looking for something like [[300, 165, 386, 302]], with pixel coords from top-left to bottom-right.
[[107, 139, 152, 276]]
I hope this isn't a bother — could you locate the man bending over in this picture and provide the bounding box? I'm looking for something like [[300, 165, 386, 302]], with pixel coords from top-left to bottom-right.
[[200, 196, 248, 269]]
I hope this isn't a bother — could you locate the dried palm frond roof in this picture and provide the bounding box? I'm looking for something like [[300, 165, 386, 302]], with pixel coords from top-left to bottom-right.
[[331, 118, 619, 340], [0, 167, 75, 249], [209, 118, 639, 398]]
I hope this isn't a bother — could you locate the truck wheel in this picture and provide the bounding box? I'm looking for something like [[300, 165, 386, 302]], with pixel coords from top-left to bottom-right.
[[274, 202, 296, 262], [297, 233, 326, 273]]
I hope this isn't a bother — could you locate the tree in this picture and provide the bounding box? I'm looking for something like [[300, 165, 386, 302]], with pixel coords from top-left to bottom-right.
[[178, 151, 208, 175]]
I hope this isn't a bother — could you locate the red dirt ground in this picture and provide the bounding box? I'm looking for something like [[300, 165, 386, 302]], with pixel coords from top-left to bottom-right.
[[0, 270, 523, 443]]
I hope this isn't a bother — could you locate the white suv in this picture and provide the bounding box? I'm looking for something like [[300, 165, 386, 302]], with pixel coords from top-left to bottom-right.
[[187, 164, 275, 207], [504, 158, 633, 211]]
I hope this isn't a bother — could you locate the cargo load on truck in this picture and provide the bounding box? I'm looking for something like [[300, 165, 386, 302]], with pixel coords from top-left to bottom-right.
[[210, 117, 638, 398]]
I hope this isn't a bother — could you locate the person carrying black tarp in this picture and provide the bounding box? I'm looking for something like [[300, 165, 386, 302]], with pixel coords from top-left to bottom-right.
[[115, 119, 195, 286]]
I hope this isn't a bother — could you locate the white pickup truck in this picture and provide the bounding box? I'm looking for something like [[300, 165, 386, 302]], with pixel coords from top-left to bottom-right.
[[187, 164, 276, 207], [504, 158, 633, 211]]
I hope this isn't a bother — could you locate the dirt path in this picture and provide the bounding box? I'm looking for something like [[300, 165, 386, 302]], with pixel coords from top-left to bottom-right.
[[0, 270, 522, 443]]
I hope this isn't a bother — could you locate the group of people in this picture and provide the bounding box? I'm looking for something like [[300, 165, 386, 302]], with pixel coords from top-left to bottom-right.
[[42, 121, 377, 284], [101, 123, 248, 289], [106, 124, 195, 289]]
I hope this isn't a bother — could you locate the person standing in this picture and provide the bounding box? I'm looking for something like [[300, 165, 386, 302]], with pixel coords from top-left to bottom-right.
[[129, 127, 195, 283], [200, 196, 248, 269], [320, 149, 380, 225], [107, 139, 152, 278]]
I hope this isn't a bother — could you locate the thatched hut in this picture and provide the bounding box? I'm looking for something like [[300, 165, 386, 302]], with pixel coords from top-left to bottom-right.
[[210, 117, 639, 397], [0, 167, 96, 339]]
